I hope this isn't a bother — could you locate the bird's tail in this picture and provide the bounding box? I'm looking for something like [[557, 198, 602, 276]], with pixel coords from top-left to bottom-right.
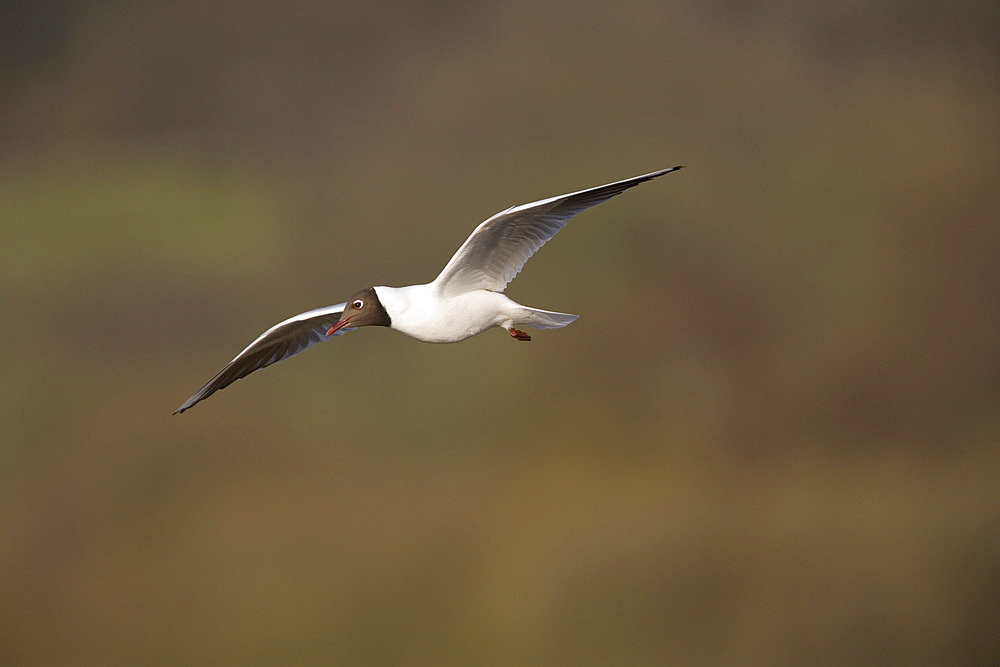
[[521, 307, 579, 330]]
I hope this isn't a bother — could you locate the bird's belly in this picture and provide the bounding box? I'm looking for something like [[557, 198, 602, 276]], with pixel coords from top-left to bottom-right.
[[391, 292, 509, 344]]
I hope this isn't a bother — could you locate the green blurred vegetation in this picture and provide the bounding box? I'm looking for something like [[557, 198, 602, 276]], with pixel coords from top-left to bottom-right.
[[1, 1, 998, 663]]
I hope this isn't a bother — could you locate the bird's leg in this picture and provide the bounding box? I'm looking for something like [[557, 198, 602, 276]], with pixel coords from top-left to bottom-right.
[[508, 328, 532, 341]]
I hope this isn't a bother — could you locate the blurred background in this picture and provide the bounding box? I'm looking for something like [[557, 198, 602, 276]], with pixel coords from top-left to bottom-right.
[[2, 1, 998, 663]]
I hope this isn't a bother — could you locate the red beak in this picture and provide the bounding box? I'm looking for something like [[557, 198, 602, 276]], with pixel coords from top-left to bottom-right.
[[326, 318, 352, 336]]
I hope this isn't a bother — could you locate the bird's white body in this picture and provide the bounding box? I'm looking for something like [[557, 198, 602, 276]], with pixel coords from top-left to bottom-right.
[[175, 166, 682, 413], [375, 284, 577, 343]]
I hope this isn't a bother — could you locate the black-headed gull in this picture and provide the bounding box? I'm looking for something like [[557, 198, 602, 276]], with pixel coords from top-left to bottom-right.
[[175, 166, 683, 413]]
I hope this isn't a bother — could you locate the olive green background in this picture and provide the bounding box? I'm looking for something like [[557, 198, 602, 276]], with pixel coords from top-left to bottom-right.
[[2, 2, 997, 663]]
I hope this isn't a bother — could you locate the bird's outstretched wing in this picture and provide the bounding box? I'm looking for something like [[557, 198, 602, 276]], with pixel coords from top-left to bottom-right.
[[431, 166, 683, 297], [175, 303, 351, 414]]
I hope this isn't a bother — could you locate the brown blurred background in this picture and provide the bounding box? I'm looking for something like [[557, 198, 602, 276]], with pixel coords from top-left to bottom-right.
[[1, 2, 998, 663]]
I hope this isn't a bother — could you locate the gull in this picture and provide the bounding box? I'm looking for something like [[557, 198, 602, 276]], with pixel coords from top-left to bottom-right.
[[175, 166, 683, 413]]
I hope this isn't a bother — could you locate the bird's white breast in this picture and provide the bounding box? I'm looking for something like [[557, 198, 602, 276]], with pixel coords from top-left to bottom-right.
[[374, 284, 517, 344]]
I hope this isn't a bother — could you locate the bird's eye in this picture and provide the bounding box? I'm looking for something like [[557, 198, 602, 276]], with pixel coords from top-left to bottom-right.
[[352, 300, 364, 309]]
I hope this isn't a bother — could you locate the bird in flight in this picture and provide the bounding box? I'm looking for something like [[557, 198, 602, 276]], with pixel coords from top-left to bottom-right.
[[175, 166, 684, 413]]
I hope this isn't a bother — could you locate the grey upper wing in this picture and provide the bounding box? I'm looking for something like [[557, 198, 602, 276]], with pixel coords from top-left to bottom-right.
[[431, 167, 683, 297], [174, 302, 350, 414]]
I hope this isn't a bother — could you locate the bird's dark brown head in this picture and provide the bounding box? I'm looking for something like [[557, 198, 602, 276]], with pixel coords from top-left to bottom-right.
[[326, 287, 391, 335]]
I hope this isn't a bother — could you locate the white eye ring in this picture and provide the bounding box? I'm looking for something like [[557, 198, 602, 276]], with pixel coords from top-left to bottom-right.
[[352, 299, 364, 309]]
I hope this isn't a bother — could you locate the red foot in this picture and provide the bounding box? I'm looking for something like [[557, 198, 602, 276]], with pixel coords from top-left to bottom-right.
[[508, 328, 532, 341]]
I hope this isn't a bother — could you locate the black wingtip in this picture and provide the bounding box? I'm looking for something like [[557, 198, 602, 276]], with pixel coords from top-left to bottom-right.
[[173, 396, 199, 415], [650, 165, 684, 178]]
